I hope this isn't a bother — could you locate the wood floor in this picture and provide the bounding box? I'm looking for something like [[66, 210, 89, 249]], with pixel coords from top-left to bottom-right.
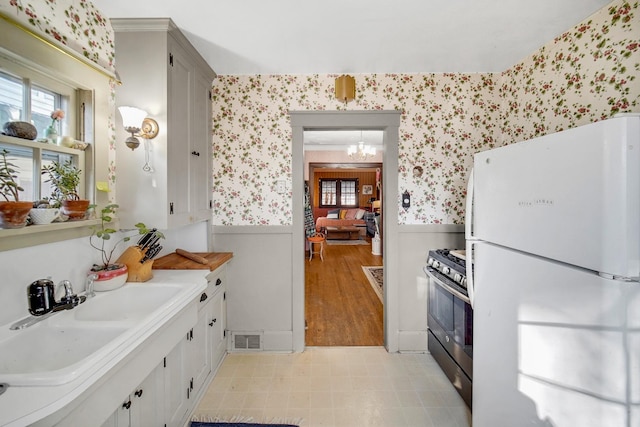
[[305, 238, 383, 346]]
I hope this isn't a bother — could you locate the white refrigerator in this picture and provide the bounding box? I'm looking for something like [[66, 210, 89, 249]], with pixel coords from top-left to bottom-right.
[[466, 114, 640, 427]]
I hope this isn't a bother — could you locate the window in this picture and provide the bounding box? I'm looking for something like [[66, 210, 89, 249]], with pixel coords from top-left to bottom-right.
[[0, 16, 112, 251], [0, 71, 66, 139], [0, 71, 80, 202], [319, 178, 358, 208]]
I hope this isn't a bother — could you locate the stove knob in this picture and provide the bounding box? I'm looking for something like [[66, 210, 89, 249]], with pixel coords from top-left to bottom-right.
[[427, 258, 434, 266], [460, 277, 466, 287], [433, 261, 440, 269], [454, 273, 462, 283], [442, 266, 450, 275]]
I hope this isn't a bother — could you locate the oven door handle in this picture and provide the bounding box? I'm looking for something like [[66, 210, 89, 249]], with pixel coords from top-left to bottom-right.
[[424, 267, 471, 305]]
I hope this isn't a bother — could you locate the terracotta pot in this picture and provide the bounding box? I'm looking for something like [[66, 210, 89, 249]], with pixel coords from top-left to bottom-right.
[[62, 199, 90, 220], [0, 201, 33, 229], [92, 263, 128, 292]]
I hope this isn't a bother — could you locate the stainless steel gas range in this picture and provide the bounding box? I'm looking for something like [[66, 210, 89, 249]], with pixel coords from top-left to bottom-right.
[[424, 249, 473, 408]]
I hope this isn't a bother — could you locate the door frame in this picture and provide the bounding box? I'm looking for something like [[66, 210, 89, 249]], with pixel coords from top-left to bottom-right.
[[290, 110, 401, 352]]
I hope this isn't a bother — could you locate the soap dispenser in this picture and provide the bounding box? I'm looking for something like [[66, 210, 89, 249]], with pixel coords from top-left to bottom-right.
[[28, 278, 55, 316]]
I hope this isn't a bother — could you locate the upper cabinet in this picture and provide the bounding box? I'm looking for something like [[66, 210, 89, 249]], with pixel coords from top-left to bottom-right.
[[111, 18, 216, 230]]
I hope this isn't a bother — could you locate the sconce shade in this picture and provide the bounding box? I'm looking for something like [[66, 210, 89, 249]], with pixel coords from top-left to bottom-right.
[[335, 75, 355, 103], [118, 106, 148, 131], [118, 106, 159, 151]]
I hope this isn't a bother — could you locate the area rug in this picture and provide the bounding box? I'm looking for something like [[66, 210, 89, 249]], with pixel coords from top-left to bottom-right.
[[326, 239, 369, 245], [362, 266, 383, 302], [191, 415, 299, 427], [191, 423, 298, 427]]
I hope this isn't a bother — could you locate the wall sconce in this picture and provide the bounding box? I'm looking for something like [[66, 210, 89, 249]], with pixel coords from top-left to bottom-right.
[[118, 106, 159, 151], [335, 75, 355, 104]]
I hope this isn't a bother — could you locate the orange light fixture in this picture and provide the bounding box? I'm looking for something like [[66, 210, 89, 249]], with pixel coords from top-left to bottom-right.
[[335, 75, 355, 104]]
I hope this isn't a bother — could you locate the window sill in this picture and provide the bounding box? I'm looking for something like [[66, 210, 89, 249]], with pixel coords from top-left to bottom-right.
[[0, 219, 103, 252], [0, 134, 87, 155]]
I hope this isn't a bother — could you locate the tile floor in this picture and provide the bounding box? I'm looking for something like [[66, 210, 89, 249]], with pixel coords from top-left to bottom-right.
[[193, 347, 471, 427]]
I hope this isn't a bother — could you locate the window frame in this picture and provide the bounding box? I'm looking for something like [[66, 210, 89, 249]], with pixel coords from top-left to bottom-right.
[[0, 70, 84, 203], [319, 178, 359, 208], [0, 16, 114, 251]]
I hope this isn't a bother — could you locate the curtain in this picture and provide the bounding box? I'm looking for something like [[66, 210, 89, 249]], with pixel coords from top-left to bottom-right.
[[304, 182, 316, 238]]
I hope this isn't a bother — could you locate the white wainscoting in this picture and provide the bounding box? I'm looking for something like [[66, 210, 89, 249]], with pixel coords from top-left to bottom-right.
[[212, 223, 464, 353]]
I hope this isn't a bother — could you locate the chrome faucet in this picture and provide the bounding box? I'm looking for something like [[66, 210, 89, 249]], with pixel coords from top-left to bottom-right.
[[57, 280, 78, 307], [85, 273, 98, 298]]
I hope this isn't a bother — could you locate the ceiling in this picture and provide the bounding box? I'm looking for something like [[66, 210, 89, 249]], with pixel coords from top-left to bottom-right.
[[92, 0, 612, 75]]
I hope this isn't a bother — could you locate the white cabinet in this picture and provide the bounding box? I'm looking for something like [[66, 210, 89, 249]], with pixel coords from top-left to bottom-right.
[[164, 338, 190, 427], [210, 286, 227, 368], [101, 364, 163, 427], [111, 18, 216, 230], [101, 265, 228, 427], [191, 294, 212, 395], [190, 265, 227, 400], [163, 266, 227, 425]]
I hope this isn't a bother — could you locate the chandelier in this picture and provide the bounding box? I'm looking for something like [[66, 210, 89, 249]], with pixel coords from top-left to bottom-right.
[[348, 132, 376, 160]]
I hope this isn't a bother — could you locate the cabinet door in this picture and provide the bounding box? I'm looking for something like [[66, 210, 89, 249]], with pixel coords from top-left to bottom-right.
[[100, 404, 130, 427], [130, 363, 162, 427], [167, 38, 193, 227], [101, 363, 163, 427], [164, 336, 189, 427], [190, 297, 212, 396], [191, 68, 213, 222], [210, 289, 226, 369]]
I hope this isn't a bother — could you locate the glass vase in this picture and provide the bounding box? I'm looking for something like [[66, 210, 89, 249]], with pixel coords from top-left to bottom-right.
[[44, 125, 58, 144]]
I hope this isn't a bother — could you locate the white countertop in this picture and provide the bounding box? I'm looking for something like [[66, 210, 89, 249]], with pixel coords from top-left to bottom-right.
[[0, 270, 208, 427]]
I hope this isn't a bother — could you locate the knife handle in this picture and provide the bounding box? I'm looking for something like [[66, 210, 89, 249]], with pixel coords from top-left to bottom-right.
[[176, 248, 209, 265]]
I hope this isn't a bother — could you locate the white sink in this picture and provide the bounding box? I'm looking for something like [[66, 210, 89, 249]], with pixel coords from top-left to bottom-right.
[[0, 282, 197, 387], [0, 324, 126, 385], [73, 283, 183, 322]]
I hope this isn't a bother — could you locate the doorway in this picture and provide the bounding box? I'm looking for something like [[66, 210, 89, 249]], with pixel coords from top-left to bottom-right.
[[290, 110, 401, 352], [304, 156, 384, 346]]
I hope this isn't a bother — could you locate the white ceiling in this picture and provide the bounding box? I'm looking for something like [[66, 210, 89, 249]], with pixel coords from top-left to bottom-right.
[[92, 0, 612, 75]]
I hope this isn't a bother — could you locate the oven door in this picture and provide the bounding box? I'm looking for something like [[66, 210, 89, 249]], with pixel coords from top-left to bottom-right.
[[424, 266, 473, 378]]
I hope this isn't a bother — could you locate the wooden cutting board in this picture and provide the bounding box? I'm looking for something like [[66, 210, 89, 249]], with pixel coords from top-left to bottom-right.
[[152, 251, 233, 271]]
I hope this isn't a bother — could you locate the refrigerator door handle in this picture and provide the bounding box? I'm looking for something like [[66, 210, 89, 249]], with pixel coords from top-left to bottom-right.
[[465, 167, 474, 239], [466, 240, 475, 308]]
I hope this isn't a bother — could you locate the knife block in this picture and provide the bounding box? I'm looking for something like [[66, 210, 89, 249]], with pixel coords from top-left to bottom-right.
[[116, 246, 154, 283]]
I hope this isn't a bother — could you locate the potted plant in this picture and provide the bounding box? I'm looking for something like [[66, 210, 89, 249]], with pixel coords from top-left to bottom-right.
[[0, 149, 32, 228], [89, 204, 163, 291], [42, 160, 89, 220]]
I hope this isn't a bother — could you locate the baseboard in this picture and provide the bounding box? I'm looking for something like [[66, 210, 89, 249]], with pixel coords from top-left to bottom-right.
[[397, 330, 428, 352]]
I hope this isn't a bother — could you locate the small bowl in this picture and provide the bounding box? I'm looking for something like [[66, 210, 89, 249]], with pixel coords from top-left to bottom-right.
[[30, 208, 61, 225]]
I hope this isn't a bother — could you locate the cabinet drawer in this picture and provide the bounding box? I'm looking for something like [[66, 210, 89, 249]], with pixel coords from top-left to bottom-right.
[[197, 266, 226, 311]]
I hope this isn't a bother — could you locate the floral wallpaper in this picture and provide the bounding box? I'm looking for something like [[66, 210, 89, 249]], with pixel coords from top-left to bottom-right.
[[8, 1, 636, 226], [500, 0, 640, 143], [211, 0, 639, 226], [0, 0, 115, 72], [212, 73, 501, 225]]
